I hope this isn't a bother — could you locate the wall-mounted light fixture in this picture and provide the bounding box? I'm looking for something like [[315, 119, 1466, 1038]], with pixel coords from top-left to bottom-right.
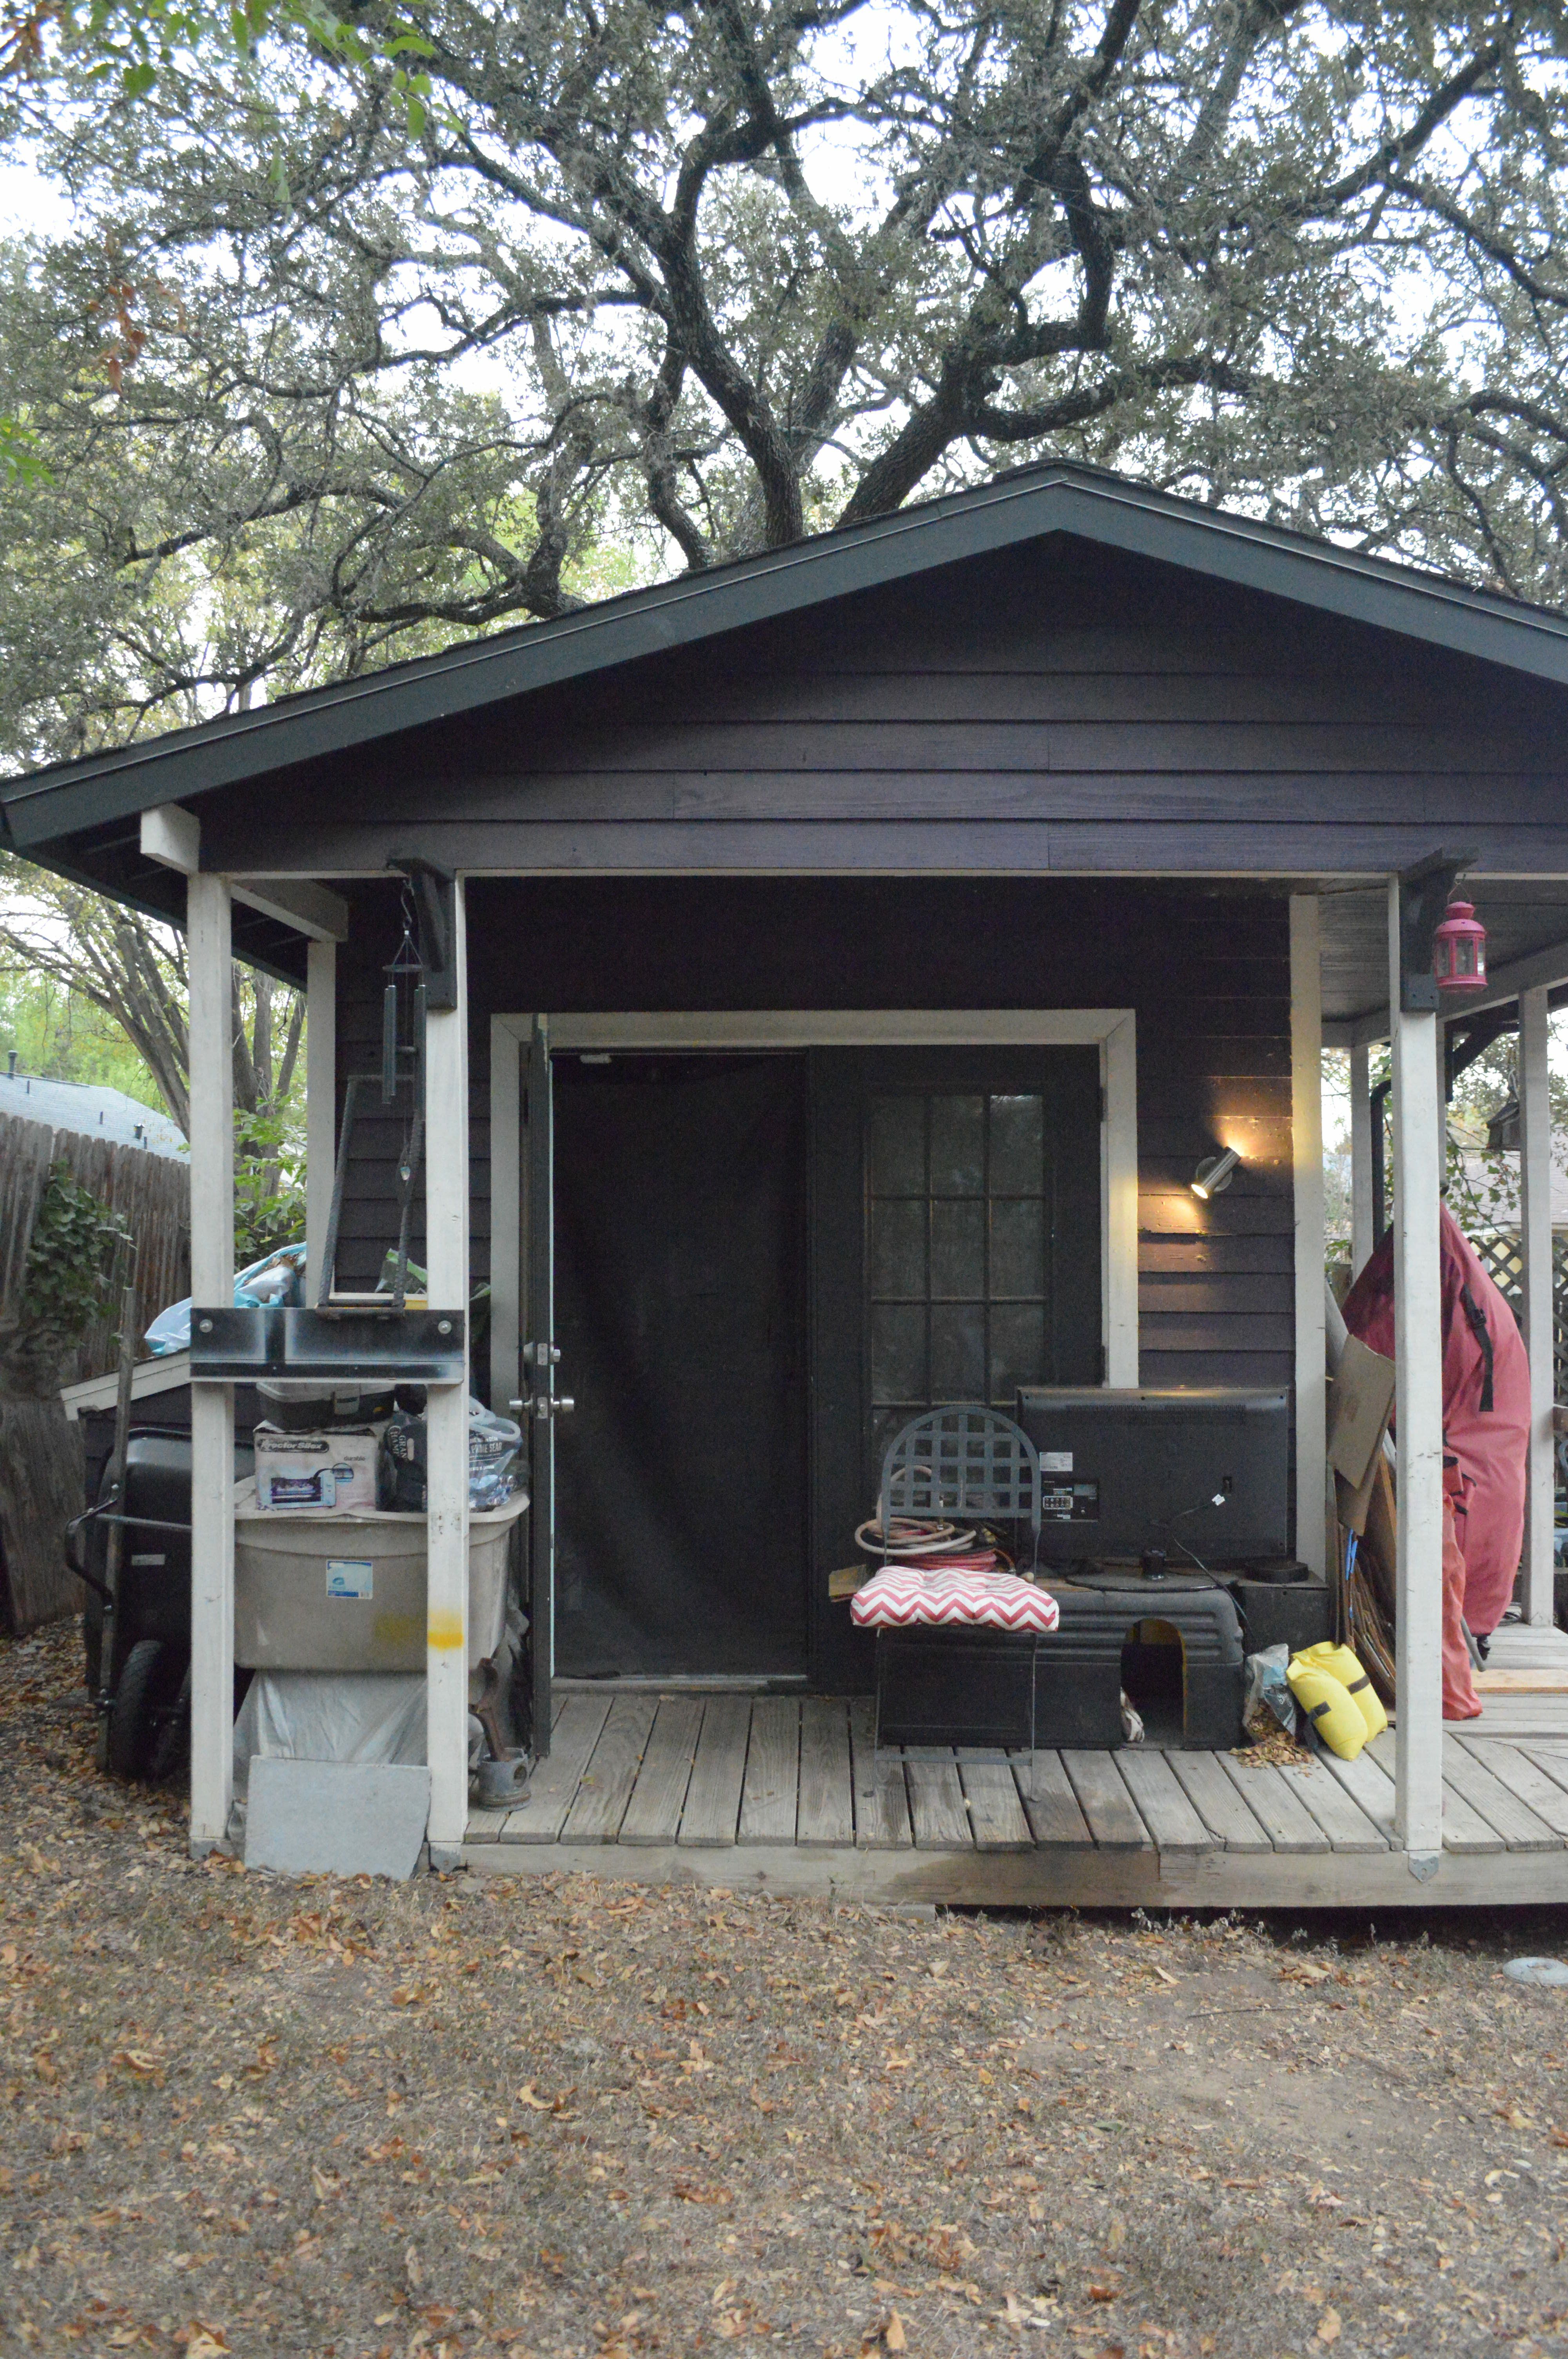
[[1191, 1147, 1241, 1201]]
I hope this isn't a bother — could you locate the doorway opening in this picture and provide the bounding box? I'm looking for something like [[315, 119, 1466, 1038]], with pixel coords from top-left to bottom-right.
[[551, 1053, 809, 1679]]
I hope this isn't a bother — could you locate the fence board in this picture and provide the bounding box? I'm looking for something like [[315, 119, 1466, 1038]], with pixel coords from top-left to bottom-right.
[[0, 1110, 189, 1385]]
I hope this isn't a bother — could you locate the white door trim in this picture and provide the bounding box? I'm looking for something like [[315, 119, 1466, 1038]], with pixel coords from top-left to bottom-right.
[[488, 1009, 1139, 1404]]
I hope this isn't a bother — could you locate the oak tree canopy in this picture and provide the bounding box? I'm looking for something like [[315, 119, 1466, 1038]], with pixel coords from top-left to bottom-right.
[[0, 0, 1564, 757]]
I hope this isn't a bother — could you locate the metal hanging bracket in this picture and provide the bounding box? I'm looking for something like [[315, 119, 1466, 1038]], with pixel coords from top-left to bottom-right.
[[387, 854, 457, 1010], [1398, 847, 1477, 1014]]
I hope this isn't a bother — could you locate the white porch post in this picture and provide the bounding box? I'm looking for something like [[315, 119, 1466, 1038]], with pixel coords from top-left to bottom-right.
[[305, 939, 337, 1303], [1290, 897, 1328, 1577], [1520, 984, 1556, 1626], [1350, 1040, 1375, 1276], [188, 872, 236, 1854], [425, 879, 470, 1864], [1388, 877, 1445, 1864]]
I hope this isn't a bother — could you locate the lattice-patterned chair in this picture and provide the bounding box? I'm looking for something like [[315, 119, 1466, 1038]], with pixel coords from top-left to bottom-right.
[[867, 1405, 1046, 1749]]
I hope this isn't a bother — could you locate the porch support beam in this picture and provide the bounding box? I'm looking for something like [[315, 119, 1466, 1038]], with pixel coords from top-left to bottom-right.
[[305, 939, 336, 1304], [425, 878, 471, 1866], [1290, 896, 1328, 1576], [1519, 983, 1556, 1626], [1388, 875, 1445, 1866], [1349, 1040, 1375, 1277], [187, 872, 236, 1855]]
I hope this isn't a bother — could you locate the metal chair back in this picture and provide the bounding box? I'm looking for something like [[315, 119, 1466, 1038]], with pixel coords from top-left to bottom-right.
[[878, 1403, 1042, 1570]]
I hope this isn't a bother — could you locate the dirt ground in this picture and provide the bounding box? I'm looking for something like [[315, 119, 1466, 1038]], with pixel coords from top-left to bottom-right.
[[4, 1621, 1568, 2359]]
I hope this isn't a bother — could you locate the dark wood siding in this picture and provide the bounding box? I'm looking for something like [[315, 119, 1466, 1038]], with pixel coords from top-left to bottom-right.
[[202, 535, 1568, 878], [334, 877, 1292, 1398]]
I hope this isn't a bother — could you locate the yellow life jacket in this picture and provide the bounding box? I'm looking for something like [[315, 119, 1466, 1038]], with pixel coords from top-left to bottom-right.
[[1286, 1655, 1367, 1760], [1294, 1641, 1389, 1741]]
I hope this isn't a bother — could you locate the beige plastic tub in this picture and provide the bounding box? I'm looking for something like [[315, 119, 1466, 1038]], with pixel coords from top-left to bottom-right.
[[233, 1480, 528, 1672]]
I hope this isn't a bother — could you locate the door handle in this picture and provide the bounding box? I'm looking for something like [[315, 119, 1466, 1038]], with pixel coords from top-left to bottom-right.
[[514, 1394, 576, 1422]]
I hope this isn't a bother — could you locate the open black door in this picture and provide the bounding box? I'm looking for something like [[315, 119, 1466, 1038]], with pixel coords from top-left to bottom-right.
[[551, 1053, 809, 1678], [524, 1016, 557, 1758], [810, 1046, 1104, 1692]]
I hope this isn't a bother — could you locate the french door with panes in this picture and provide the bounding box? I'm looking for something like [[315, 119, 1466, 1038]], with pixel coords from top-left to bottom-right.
[[809, 1047, 1103, 1689]]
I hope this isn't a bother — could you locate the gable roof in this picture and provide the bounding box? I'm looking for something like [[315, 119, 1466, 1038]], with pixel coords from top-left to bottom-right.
[[5, 458, 1568, 860]]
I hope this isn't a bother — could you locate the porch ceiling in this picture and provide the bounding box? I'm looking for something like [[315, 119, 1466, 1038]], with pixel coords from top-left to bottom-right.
[[1318, 876, 1568, 1033]]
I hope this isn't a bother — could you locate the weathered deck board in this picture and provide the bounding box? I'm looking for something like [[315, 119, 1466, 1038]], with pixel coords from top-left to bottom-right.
[[1166, 1751, 1273, 1852], [1275, 1757, 1388, 1852], [1062, 1751, 1151, 1850], [1011, 1750, 1093, 1848], [678, 1694, 753, 1846], [1455, 1739, 1568, 1838], [797, 1697, 855, 1847], [1439, 1740, 1561, 1852], [1115, 1750, 1212, 1853], [1218, 1757, 1330, 1853], [958, 1756, 1034, 1851], [1366, 1730, 1504, 1854], [849, 1699, 913, 1850], [1317, 1746, 1398, 1840], [499, 1693, 613, 1842], [906, 1751, 975, 1849], [561, 1694, 657, 1843], [739, 1697, 800, 1845], [619, 1695, 704, 1845]]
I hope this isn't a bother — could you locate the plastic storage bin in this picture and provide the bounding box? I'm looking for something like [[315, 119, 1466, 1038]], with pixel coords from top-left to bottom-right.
[[233, 1481, 527, 1672]]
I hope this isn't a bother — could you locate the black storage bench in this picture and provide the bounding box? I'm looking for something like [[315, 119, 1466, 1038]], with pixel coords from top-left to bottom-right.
[[874, 1626, 1039, 1750], [1034, 1578, 1246, 1749]]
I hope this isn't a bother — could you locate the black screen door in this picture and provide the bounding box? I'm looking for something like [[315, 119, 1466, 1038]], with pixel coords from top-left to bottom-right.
[[552, 1054, 809, 1678], [810, 1047, 1104, 1689]]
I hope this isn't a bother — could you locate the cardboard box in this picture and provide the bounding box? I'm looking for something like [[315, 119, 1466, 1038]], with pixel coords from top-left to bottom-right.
[[252, 1423, 380, 1514], [1328, 1335, 1397, 1536]]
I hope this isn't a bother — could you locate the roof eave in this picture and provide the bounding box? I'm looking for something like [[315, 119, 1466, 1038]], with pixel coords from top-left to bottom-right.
[[5, 466, 1568, 854]]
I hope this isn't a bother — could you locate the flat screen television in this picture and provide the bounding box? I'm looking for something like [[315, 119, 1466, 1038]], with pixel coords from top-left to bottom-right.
[[1015, 1387, 1290, 1568]]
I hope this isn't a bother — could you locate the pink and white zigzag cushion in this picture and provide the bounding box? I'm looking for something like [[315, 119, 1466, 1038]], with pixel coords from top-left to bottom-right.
[[850, 1564, 1060, 1634]]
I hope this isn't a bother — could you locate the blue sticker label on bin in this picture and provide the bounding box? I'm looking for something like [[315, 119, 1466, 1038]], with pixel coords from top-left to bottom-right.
[[326, 1559, 374, 1601]]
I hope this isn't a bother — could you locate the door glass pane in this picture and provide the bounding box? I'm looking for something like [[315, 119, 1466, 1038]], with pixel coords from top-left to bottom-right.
[[864, 1078, 1069, 1432], [931, 1303, 985, 1399], [929, 1096, 984, 1195], [990, 1198, 1046, 1299], [990, 1304, 1048, 1405], [871, 1303, 926, 1404], [869, 1199, 926, 1299], [989, 1094, 1045, 1193], [930, 1199, 985, 1298], [869, 1097, 925, 1194]]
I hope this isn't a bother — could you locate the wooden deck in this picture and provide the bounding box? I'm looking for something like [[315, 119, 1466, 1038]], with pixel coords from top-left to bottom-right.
[[464, 1624, 1568, 1907]]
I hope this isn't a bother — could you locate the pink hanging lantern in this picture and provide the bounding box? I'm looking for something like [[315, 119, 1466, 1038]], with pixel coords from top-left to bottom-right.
[[1433, 897, 1487, 994]]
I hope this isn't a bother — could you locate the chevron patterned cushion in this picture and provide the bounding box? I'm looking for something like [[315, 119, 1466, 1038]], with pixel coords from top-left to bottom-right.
[[850, 1565, 1060, 1633]]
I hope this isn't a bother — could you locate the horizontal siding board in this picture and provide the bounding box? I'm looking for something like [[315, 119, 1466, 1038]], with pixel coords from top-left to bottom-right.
[[1140, 1314, 1295, 1352], [200, 816, 1568, 876], [1140, 1351, 1294, 1388], [1140, 1276, 1294, 1315], [1140, 1236, 1296, 1276]]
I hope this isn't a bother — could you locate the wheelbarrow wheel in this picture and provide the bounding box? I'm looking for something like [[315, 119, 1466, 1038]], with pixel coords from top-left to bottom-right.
[[109, 1638, 168, 1781]]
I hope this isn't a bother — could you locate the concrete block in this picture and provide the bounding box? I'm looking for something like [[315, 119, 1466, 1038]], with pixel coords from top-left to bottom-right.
[[245, 1758, 431, 1879]]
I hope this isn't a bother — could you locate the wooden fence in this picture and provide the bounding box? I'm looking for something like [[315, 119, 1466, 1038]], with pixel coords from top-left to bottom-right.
[[0, 1107, 190, 1386]]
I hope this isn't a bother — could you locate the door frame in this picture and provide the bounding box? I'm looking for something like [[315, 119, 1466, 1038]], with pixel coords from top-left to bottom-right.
[[490, 1009, 1139, 1417]]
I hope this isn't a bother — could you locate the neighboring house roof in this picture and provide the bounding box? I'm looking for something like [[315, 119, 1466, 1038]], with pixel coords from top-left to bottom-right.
[[0, 1068, 186, 1157], [4, 458, 1568, 857]]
